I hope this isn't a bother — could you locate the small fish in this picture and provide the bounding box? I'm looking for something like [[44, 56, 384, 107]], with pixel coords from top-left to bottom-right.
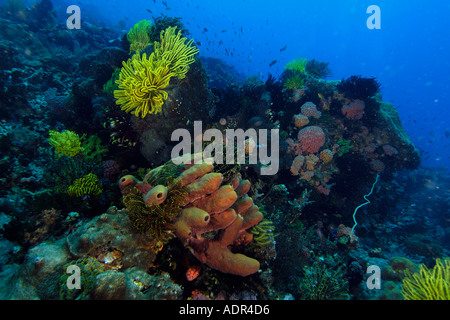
[[221, 29, 227, 33], [165, 7, 171, 10], [203, 27, 208, 32], [279, 45, 287, 52], [269, 60, 278, 67], [196, 41, 202, 46], [162, 1, 168, 7], [146, 8, 152, 14]]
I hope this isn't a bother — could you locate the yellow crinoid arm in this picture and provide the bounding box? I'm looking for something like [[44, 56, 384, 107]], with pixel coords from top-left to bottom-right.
[[284, 57, 308, 73], [48, 130, 83, 158], [153, 26, 199, 79], [114, 52, 175, 118], [402, 258, 450, 300], [127, 19, 153, 53]]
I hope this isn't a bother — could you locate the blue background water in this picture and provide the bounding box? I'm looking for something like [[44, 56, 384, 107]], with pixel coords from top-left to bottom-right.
[[16, 0, 450, 170]]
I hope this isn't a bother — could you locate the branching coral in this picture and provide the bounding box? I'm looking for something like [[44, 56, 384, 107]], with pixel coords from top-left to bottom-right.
[[402, 258, 450, 300], [114, 52, 175, 118], [48, 130, 83, 158], [127, 19, 153, 53]]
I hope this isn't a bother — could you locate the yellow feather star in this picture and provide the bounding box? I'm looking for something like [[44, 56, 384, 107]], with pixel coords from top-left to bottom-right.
[[127, 20, 153, 53], [114, 52, 175, 118], [48, 130, 83, 158], [153, 26, 199, 80], [402, 258, 450, 300], [114, 26, 199, 118]]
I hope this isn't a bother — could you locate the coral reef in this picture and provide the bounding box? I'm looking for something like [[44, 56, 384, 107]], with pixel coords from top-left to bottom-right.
[[0, 4, 444, 302]]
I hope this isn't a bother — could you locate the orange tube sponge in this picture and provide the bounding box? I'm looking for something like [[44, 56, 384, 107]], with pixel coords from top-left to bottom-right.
[[175, 162, 214, 186], [209, 208, 237, 230], [119, 154, 264, 276], [118, 175, 139, 190], [192, 185, 238, 214], [229, 173, 242, 190], [144, 185, 168, 206], [186, 172, 223, 202], [234, 179, 251, 197], [190, 215, 260, 276], [173, 207, 211, 239], [240, 205, 263, 230], [119, 175, 152, 195], [232, 195, 254, 215]]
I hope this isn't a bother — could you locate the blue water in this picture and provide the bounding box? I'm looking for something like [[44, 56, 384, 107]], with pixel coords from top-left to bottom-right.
[[44, 0, 449, 169]]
